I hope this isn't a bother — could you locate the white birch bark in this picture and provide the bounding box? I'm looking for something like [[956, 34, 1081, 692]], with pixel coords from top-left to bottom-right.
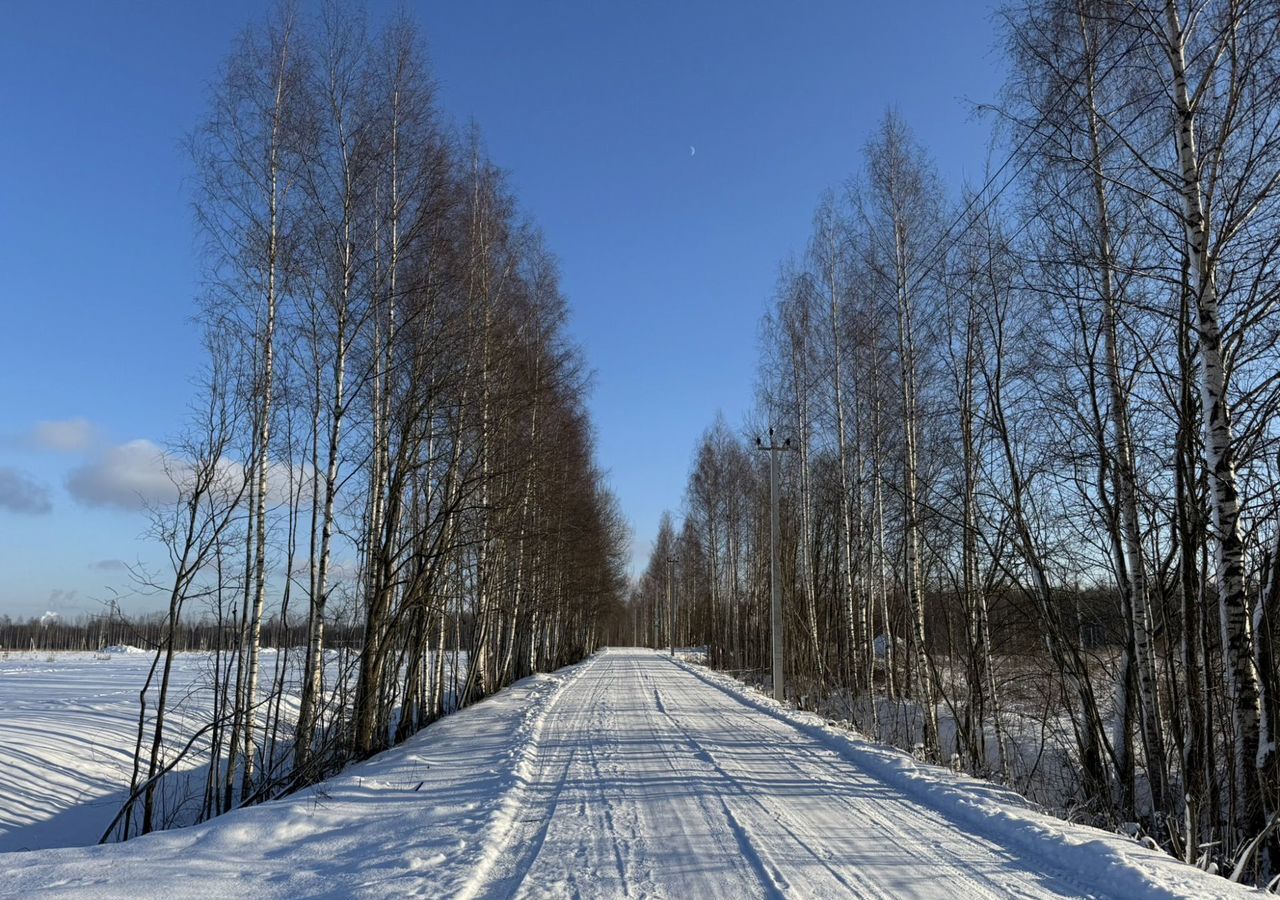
[[1163, 0, 1262, 836], [1077, 6, 1169, 813], [892, 222, 938, 756]]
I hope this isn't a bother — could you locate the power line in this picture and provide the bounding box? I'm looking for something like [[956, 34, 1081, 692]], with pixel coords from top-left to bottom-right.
[[889, 4, 1148, 302]]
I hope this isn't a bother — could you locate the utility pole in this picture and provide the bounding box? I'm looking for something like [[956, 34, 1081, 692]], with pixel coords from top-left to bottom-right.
[[756, 428, 791, 702], [667, 556, 678, 657]]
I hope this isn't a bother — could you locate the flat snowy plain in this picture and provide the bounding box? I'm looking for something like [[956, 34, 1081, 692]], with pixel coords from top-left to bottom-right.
[[0, 648, 1259, 898], [0, 647, 227, 852]]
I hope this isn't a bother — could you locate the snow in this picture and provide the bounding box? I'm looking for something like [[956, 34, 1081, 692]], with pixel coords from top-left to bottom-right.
[[670, 657, 1257, 899], [0, 656, 562, 898], [99, 644, 148, 655], [0, 649, 326, 852], [0, 648, 1258, 898], [0, 650, 212, 852]]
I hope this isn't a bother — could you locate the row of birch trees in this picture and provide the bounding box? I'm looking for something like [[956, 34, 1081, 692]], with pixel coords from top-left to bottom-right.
[[112, 3, 628, 841], [634, 0, 1280, 886]]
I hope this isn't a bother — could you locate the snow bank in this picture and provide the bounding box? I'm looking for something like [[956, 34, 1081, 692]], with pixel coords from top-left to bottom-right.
[[0, 660, 583, 899], [0, 649, 358, 853], [455, 657, 593, 899], [675, 657, 1259, 900], [0, 651, 207, 853]]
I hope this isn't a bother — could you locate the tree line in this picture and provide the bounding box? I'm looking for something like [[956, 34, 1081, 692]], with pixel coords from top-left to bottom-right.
[[0, 611, 361, 653], [632, 0, 1280, 887], [106, 2, 628, 841]]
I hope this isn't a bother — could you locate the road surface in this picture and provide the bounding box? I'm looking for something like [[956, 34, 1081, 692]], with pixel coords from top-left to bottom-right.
[[0, 648, 1247, 899], [463, 649, 1098, 899]]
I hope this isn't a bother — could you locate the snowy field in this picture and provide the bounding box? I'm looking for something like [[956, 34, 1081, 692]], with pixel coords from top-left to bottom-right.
[[0, 647, 224, 852], [0, 648, 1254, 898], [0, 646, 367, 853]]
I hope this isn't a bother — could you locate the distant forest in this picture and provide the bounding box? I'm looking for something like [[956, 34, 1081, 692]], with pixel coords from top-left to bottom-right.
[[0, 611, 362, 653]]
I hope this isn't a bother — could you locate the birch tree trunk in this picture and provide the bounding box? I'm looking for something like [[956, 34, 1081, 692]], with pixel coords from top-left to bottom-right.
[[1162, 0, 1263, 840], [821, 217, 863, 695], [893, 221, 938, 756], [1078, 7, 1170, 818]]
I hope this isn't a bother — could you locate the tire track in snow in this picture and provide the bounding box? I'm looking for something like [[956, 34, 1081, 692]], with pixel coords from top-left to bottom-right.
[[580, 692, 632, 897], [455, 650, 1219, 899], [647, 674, 815, 895], [647, 668, 889, 900], [701, 709, 1054, 900], [667, 656, 1109, 899], [716, 795, 787, 900], [513, 653, 773, 899], [453, 655, 598, 900]]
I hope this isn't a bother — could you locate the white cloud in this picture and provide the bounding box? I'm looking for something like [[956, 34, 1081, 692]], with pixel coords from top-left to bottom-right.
[[0, 467, 53, 514], [62, 439, 311, 515], [29, 417, 98, 453], [66, 440, 178, 511], [39, 610, 61, 627]]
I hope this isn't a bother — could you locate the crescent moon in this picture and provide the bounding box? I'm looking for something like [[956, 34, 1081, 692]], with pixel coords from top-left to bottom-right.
[[690, 145, 696, 157]]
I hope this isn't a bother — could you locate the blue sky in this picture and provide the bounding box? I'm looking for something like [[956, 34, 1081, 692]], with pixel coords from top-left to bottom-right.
[[0, 1, 1005, 619]]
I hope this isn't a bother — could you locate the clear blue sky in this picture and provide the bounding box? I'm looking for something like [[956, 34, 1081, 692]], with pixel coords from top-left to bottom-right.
[[0, 1, 1005, 619]]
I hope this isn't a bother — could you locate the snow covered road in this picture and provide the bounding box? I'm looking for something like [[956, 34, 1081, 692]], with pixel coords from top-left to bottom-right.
[[0, 648, 1254, 898], [461, 649, 1213, 900]]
